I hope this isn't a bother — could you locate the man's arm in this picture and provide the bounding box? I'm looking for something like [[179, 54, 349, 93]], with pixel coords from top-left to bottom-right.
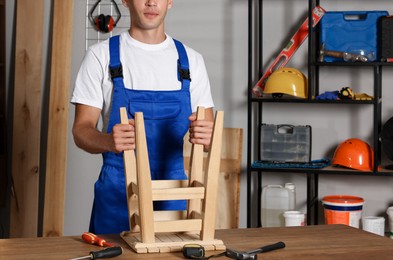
[[72, 104, 135, 154], [188, 107, 214, 152]]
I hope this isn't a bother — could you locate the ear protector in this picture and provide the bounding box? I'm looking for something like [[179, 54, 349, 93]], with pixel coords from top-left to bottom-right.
[[89, 0, 121, 33]]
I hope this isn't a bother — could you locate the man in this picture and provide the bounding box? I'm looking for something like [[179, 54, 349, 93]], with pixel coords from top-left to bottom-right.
[[71, 0, 215, 234]]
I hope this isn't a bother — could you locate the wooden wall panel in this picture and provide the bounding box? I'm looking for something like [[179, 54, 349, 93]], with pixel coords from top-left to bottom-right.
[[10, 0, 44, 238], [184, 128, 243, 229], [0, 0, 7, 208], [43, 0, 74, 237]]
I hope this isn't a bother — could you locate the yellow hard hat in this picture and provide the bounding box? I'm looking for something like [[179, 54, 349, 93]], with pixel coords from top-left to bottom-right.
[[264, 68, 308, 98]]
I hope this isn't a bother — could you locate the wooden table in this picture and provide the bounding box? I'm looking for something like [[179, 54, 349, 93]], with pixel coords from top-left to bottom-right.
[[1, 225, 393, 259]]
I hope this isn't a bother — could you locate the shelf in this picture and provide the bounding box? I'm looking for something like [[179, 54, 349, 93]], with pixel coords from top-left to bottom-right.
[[250, 165, 393, 176], [315, 61, 393, 67], [251, 97, 376, 104], [246, 0, 389, 228]]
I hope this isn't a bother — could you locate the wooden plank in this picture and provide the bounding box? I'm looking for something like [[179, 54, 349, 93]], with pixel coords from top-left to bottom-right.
[[215, 170, 240, 229], [0, 0, 6, 208], [187, 107, 205, 217], [152, 187, 205, 201], [153, 210, 186, 221], [201, 111, 224, 240], [43, 0, 74, 237], [151, 180, 188, 189], [121, 230, 224, 254], [134, 112, 155, 243], [154, 219, 202, 233], [10, 0, 44, 238], [215, 128, 242, 229], [120, 107, 138, 231], [183, 128, 243, 229]]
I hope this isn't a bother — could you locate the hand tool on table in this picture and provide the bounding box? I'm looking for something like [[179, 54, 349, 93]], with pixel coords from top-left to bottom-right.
[[70, 246, 123, 260], [82, 232, 114, 247], [225, 241, 286, 259], [252, 6, 326, 97], [183, 241, 285, 259]]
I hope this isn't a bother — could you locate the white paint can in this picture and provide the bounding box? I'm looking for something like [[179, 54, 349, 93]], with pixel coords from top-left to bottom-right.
[[362, 216, 385, 236]]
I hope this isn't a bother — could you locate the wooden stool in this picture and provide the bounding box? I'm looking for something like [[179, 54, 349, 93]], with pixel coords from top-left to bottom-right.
[[120, 107, 226, 253]]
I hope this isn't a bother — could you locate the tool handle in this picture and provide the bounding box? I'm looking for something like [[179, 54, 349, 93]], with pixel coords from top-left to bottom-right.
[[324, 50, 344, 58], [247, 241, 286, 254], [82, 232, 113, 247], [90, 247, 123, 259]]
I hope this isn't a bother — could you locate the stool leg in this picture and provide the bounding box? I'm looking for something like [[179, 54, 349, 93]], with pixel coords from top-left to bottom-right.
[[201, 111, 224, 240], [187, 106, 205, 218], [134, 112, 155, 243], [120, 108, 139, 232]]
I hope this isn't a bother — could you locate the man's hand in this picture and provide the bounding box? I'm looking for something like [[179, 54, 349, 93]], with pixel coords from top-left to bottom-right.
[[188, 108, 214, 151], [73, 104, 135, 154], [110, 119, 135, 153]]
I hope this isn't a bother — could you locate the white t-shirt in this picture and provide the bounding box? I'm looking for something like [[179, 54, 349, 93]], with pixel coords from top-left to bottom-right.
[[71, 31, 214, 132]]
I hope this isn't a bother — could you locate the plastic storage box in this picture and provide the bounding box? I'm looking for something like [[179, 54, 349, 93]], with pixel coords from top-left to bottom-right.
[[260, 124, 311, 162], [319, 11, 389, 62]]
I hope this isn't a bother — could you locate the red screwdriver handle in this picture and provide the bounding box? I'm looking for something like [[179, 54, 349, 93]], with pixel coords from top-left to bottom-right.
[[82, 232, 113, 247]]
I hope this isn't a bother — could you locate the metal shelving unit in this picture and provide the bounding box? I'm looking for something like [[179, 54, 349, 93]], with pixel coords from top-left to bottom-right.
[[247, 0, 393, 228]]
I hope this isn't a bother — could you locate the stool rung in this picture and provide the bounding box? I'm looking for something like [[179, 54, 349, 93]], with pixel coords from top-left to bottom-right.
[[154, 219, 202, 233], [152, 187, 205, 201]]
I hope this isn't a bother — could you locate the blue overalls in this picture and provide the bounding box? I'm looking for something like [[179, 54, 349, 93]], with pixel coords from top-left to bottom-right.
[[89, 35, 192, 234]]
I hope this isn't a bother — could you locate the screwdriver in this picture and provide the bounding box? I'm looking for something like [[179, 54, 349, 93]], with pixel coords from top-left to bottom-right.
[[70, 246, 123, 260], [82, 232, 114, 247]]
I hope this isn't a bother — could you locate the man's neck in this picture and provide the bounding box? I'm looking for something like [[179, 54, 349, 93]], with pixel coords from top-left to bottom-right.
[[129, 28, 166, 44]]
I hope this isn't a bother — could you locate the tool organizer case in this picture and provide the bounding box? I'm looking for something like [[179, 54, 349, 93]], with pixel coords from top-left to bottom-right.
[[320, 11, 389, 62], [260, 124, 311, 163]]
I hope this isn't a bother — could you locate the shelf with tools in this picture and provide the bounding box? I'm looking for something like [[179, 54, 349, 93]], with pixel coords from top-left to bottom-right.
[[246, 0, 393, 228]]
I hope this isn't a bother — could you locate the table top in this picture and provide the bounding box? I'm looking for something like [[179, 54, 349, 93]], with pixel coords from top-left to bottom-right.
[[1, 225, 393, 259]]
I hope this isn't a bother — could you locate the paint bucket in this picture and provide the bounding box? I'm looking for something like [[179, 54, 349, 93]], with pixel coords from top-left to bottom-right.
[[362, 216, 385, 236], [283, 211, 306, 227], [322, 195, 364, 228]]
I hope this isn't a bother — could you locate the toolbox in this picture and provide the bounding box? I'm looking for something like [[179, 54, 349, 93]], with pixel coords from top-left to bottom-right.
[[260, 124, 311, 163], [319, 11, 389, 62], [380, 16, 393, 60]]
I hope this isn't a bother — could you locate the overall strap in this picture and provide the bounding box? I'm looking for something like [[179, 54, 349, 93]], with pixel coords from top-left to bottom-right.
[[173, 39, 191, 90], [107, 35, 127, 134], [109, 35, 124, 81]]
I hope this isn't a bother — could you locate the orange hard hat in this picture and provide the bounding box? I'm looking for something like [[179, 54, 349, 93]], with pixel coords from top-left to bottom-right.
[[332, 138, 374, 171]]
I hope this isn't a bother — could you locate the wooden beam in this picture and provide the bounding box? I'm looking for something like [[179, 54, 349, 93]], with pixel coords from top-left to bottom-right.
[[187, 107, 205, 217], [0, 0, 7, 208], [10, 0, 44, 238], [183, 128, 243, 229], [154, 219, 202, 233], [152, 186, 205, 201], [134, 112, 155, 243], [201, 111, 224, 240], [120, 107, 139, 232], [43, 0, 74, 237]]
